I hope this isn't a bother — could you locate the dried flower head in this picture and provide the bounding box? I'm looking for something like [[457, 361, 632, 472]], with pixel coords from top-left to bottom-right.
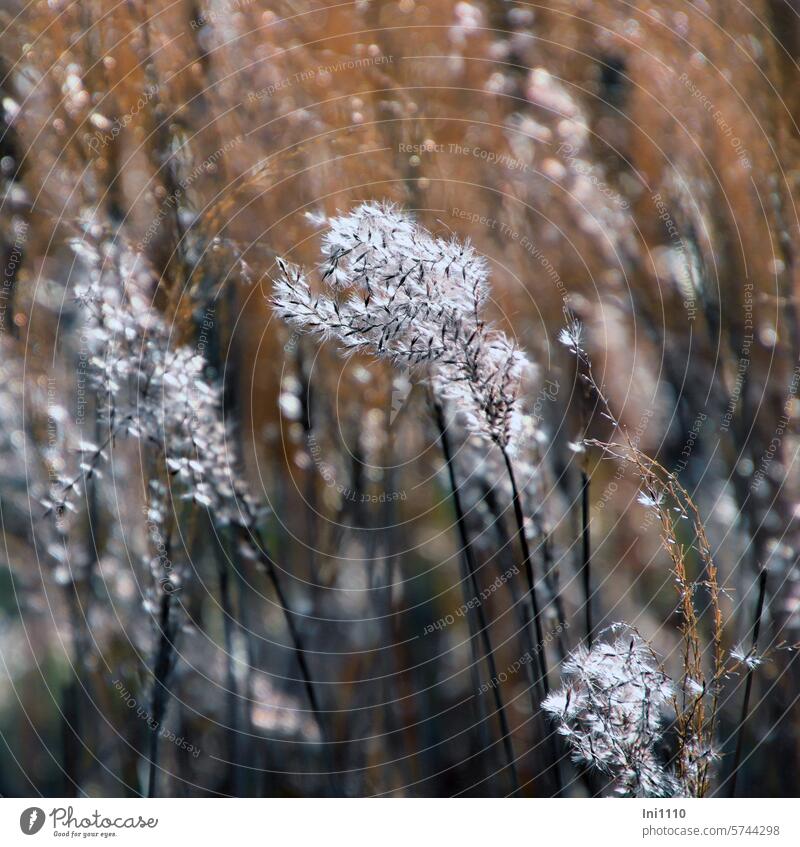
[[272, 201, 535, 450], [54, 232, 264, 535], [543, 625, 681, 797]]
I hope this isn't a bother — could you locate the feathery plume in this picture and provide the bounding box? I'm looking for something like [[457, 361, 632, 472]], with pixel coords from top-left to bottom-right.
[[271, 201, 534, 451], [543, 626, 681, 797]]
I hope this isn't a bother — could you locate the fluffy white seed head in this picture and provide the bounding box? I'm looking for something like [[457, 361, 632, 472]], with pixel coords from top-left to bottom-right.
[[272, 201, 534, 451], [543, 626, 681, 797]]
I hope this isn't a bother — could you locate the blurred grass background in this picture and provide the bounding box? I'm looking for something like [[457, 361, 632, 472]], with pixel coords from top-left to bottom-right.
[[0, 0, 799, 796]]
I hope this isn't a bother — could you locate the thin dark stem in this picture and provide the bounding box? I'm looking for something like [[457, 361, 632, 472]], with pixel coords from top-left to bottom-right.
[[376, 412, 419, 792], [499, 447, 564, 796], [251, 528, 325, 735], [144, 489, 181, 799], [147, 588, 178, 798], [532, 513, 568, 662], [729, 568, 768, 797], [573, 330, 594, 648], [234, 561, 256, 795], [433, 480, 494, 771], [581, 470, 593, 647], [248, 498, 345, 795], [60, 677, 80, 796], [432, 401, 520, 795], [500, 448, 550, 697], [481, 482, 541, 712], [481, 483, 566, 796], [61, 584, 88, 796], [455, 547, 496, 773], [296, 345, 321, 613], [217, 550, 243, 795]]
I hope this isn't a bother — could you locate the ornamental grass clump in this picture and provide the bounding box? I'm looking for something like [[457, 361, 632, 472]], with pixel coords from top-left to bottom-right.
[[559, 320, 724, 796], [52, 228, 326, 794]]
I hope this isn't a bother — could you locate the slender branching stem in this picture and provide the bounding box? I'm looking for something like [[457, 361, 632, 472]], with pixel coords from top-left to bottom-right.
[[580, 469, 593, 647], [234, 561, 257, 794], [576, 347, 594, 648], [455, 538, 496, 771]]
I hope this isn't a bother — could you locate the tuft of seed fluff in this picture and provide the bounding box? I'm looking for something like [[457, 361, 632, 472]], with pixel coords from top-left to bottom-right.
[[271, 201, 535, 451], [543, 625, 682, 797], [49, 233, 266, 539]]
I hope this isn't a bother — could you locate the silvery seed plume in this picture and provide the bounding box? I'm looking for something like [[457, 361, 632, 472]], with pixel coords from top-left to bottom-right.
[[543, 625, 683, 797], [320, 201, 490, 316], [272, 201, 534, 451], [56, 233, 264, 539]]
